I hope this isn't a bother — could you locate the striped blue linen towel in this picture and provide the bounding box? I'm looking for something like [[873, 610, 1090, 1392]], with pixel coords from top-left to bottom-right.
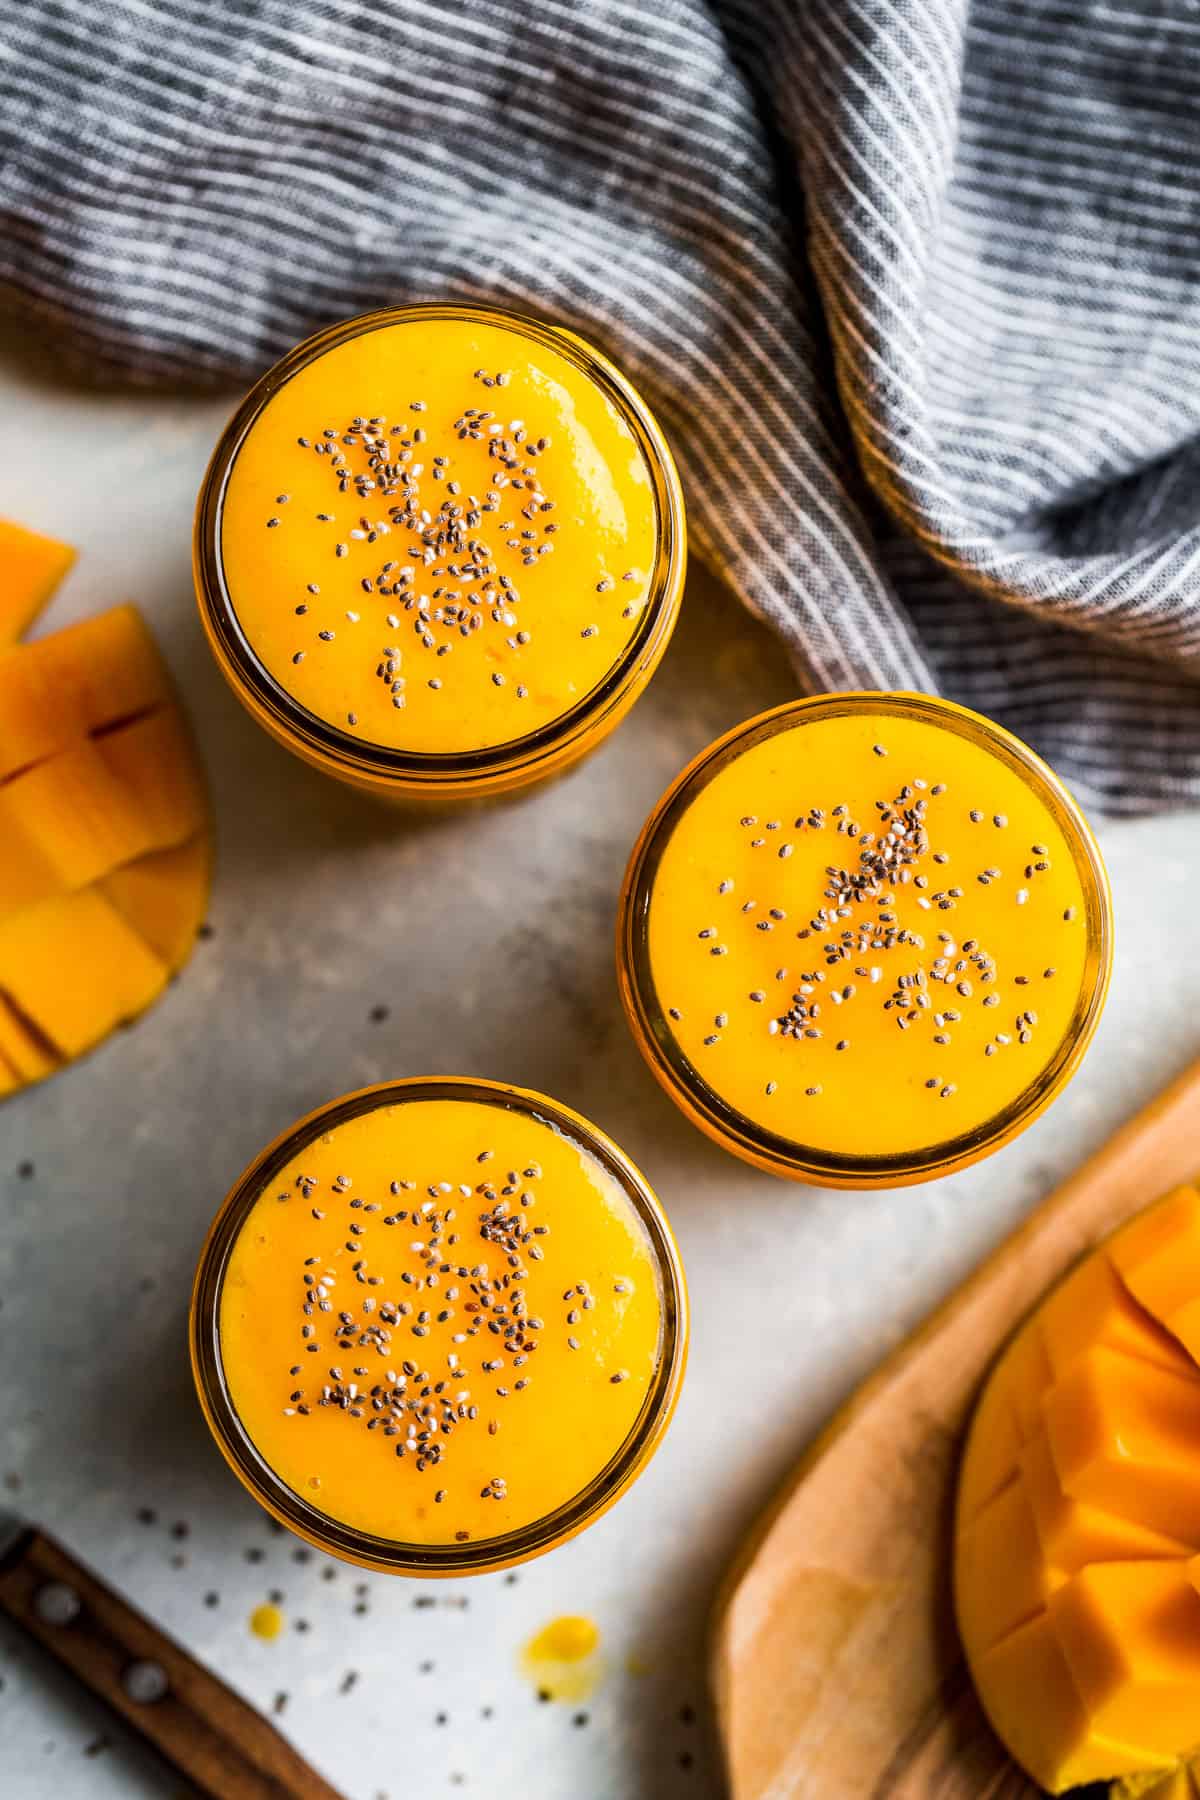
[[2, 0, 1199, 813]]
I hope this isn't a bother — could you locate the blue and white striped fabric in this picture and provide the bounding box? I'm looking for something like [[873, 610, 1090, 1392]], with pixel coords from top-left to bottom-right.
[[3, 0, 1199, 813]]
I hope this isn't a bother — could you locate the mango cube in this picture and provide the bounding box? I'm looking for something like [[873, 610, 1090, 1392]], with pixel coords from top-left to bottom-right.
[[93, 707, 207, 849], [1043, 1347, 1200, 1546], [100, 836, 210, 973], [1050, 1563, 1200, 1755], [0, 887, 167, 1058], [971, 1610, 1173, 1794], [0, 739, 159, 923], [1039, 1251, 1198, 1384], [0, 603, 170, 779], [0, 519, 75, 644], [1021, 1426, 1193, 1574], [1110, 1185, 1200, 1364]]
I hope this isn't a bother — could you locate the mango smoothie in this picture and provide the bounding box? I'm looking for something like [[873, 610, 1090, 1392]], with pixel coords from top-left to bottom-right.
[[192, 1081, 687, 1572], [619, 696, 1111, 1186], [196, 306, 685, 797]]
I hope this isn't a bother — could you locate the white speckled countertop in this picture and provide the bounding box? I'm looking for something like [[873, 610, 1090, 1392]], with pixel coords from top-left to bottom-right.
[[0, 320, 1195, 1800]]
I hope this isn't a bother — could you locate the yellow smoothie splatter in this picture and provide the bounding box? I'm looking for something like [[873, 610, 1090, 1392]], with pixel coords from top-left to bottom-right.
[[249, 1602, 285, 1640], [521, 1615, 602, 1701]]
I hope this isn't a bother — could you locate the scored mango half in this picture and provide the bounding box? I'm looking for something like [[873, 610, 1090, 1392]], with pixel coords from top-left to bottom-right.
[[955, 1185, 1200, 1794], [0, 523, 210, 1095]]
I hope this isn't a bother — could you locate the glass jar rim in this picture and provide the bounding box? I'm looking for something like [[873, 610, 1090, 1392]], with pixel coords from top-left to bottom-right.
[[617, 692, 1113, 1189], [193, 302, 686, 793], [190, 1076, 689, 1575]]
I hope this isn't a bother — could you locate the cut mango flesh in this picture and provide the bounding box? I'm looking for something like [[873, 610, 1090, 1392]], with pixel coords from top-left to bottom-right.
[[0, 519, 75, 644], [99, 836, 210, 974], [957, 1368, 1023, 1523], [1050, 1563, 1200, 1755], [955, 1181, 1200, 1793], [0, 739, 159, 921], [1005, 1319, 1055, 1438], [1021, 1427, 1190, 1574], [971, 1612, 1174, 1793], [956, 1318, 1052, 1526], [1043, 1347, 1200, 1545], [0, 603, 170, 779], [93, 708, 207, 849], [0, 585, 210, 1095], [0, 888, 167, 1058], [1040, 1252, 1198, 1384], [955, 1472, 1060, 1656], [1110, 1186, 1200, 1364]]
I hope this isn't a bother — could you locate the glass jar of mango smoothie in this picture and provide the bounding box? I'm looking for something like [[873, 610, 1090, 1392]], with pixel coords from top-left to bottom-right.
[[194, 304, 686, 801], [618, 695, 1112, 1188], [190, 1078, 688, 1575]]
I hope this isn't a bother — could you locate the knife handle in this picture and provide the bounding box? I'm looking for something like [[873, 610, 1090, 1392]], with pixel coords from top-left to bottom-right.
[[0, 1527, 346, 1800]]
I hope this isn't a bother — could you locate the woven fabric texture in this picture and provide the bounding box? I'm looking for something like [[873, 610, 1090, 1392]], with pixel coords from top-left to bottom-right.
[[4, 0, 1200, 811]]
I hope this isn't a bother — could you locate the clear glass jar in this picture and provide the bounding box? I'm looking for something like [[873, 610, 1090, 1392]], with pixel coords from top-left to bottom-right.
[[617, 694, 1113, 1189], [190, 1078, 688, 1575], [194, 304, 686, 802]]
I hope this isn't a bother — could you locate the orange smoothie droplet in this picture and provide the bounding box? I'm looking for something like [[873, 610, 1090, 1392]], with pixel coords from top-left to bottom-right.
[[521, 1615, 602, 1702], [249, 1602, 285, 1640]]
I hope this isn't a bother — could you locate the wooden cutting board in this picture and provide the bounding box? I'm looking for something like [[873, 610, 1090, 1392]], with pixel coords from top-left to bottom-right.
[[712, 1056, 1200, 1800]]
